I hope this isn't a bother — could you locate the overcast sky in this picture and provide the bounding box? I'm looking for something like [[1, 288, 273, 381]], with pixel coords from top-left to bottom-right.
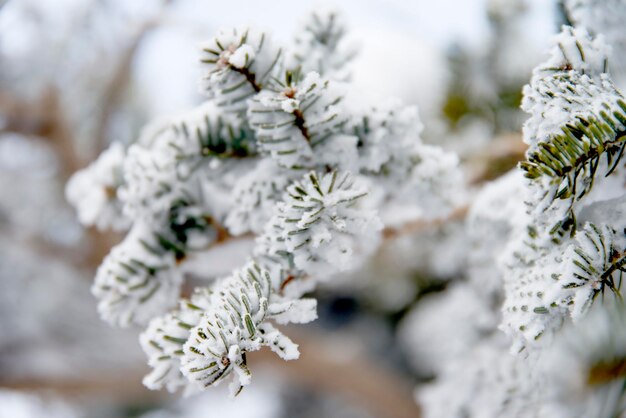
[[167, 0, 556, 47]]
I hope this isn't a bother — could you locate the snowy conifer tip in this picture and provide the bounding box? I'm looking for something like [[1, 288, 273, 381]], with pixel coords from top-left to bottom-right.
[[140, 288, 212, 394], [564, 0, 626, 78], [519, 25, 626, 235], [558, 223, 625, 321], [200, 27, 282, 112], [92, 224, 183, 327], [501, 23, 626, 353], [521, 26, 612, 148], [258, 170, 382, 278], [247, 71, 349, 169], [181, 261, 316, 396], [351, 102, 424, 174]]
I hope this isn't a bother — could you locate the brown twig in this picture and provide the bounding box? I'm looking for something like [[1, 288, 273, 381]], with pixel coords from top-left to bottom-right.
[[382, 205, 469, 241], [466, 132, 527, 184], [0, 88, 83, 179], [233, 66, 261, 93]]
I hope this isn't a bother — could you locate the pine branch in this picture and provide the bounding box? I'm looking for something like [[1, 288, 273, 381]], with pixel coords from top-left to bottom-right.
[[179, 261, 316, 395], [563, 223, 626, 312], [92, 223, 184, 327], [256, 170, 381, 277], [66, 10, 471, 401], [519, 26, 626, 236], [200, 28, 282, 113], [141, 288, 213, 393], [520, 97, 626, 200], [248, 71, 348, 169]]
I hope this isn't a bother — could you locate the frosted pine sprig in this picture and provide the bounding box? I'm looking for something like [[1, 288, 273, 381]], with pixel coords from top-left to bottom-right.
[[120, 102, 248, 250], [169, 101, 256, 164], [121, 105, 241, 221], [521, 26, 613, 154], [200, 27, 282, 113], [521, 26, 614, 150], [565, 0, 626, 76], [519, 26, 626, 235], [247, 71, 352, 169], [121, 128, 183, 220], [140, 288, 213, 394], [351, 102, 424, 175], [180, 261, 316, 396], [258, 171, 382, 278], [139, 288, 211, 392], [351, 101, 464, 220], [92, 224, 183, 327], [558, 223, 625, 320]]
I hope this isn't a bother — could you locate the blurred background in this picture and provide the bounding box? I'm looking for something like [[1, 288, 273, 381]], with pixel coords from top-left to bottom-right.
[[0, 0, 567, 417]]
